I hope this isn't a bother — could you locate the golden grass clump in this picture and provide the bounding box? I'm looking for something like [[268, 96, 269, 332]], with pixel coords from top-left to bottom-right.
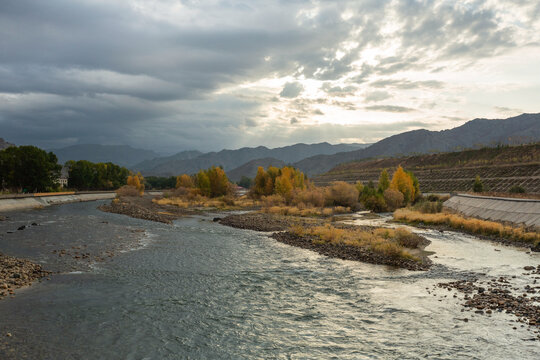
[[155, 194, 257, 210], [394, 209, 540, 245], [291, 224, 417, 260]]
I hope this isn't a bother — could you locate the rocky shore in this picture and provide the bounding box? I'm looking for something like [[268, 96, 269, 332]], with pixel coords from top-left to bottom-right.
[[272, 231, 431, 271], [99, 195, 191, 224], [431, 265, 540, 339], [0, 253, 50, 300], [219, 212, 431, 271]]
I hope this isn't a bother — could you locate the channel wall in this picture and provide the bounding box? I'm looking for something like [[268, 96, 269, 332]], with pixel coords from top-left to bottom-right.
[[443, 194, 540, 228]]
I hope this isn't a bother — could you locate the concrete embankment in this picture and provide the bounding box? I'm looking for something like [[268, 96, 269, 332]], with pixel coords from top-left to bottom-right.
[[444, 194, 540, 228], [0, 192, 115, 212]]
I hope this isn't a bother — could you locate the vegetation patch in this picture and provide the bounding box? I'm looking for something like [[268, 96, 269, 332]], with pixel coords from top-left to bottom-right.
[[394, 209, 540, 246]]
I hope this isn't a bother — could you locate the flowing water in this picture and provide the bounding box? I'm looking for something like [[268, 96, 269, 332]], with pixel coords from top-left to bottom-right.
[[0, 202, 539, 359]]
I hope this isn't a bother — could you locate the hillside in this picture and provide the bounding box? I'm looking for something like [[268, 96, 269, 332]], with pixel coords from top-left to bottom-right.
[[133, 150, 203, 172], [294, 113, 540, 176], [51, 144, 160, 167], [138, 142, 368, 176], [0, 138, 14, 150], [313, 143, 540, 194], [227, 158, 287, 182]]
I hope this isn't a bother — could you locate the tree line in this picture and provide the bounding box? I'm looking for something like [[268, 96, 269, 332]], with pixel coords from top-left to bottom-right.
[[0, 144, 132, 193]]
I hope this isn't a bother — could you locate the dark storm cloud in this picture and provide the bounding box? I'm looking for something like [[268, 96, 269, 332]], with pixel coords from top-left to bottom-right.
[[0, 0, 533, 152]]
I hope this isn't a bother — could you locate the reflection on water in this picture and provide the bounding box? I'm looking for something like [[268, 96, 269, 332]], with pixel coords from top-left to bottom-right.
[[0, 204, 539, 359]]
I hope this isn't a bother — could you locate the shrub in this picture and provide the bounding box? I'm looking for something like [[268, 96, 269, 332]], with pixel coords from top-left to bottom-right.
[[472, 175, 483, 193], [116, 185, 140, 197], [393, 227, 423, 248], [509, 185, 526, 193], [262, 194, 286, 207], [413, 199, 443, 214], [291, 187, 325, 208], [325, 181, 359, 208], [363, 194, 387, 212], [383, 188, 404, 211]]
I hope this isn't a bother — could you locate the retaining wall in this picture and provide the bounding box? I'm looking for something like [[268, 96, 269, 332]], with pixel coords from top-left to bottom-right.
[[443, 194, 540, 228], [0, 193, 115, 212]]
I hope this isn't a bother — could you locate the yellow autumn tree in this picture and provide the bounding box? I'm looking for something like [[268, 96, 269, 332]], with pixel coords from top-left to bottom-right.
[[127, 172, 145, 195], [176, 174, 194, 189], [389, 166, 414, 204]]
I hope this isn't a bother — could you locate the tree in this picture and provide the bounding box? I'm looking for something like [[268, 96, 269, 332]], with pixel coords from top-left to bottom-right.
[[176, 174, 194, 189], [472, 175, 483, 193], [196, 170, 211, 197], [0, 146, 61, 192], [206, 166, 230, 197], [237, 176, 253, 189], [377, 169, 390, 193], [389, 166, 415, 204], [67, 160, 129, 191], [127, 172, 145, 195]]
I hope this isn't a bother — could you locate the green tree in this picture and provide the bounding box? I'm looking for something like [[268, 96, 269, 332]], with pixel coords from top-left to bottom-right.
[[237, 176, 253, 189], [377, 169, 390, 193], [0, 146, 61, 192]]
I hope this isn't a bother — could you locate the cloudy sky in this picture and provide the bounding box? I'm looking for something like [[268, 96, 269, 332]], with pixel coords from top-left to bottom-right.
[[1, 0, 539, 153]]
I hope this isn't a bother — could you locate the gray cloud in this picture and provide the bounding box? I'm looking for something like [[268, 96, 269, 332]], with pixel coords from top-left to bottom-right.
[[365, 105, 416, 113], [280, 82, 304, 98], [0, 0, 535, 152]]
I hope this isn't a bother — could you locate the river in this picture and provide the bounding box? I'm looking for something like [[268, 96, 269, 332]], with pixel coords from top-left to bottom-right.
[[0, 201, 539, 359]]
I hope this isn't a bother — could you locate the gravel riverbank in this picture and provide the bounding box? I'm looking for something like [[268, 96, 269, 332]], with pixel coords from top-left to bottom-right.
[[99, 195, 192, 224], [0, 253, 50, 300], [219, 212, 432, 271]]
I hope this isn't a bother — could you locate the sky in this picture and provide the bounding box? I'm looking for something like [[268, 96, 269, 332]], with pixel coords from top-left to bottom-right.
[[1, 0, 539, 154]]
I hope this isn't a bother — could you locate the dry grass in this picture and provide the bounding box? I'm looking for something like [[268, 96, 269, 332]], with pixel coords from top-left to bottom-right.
[[261, 205, 351, 217], [394, 209, 540, 245], [155, 195, 258, 210], [293, 224, 418, 260], [116, 185, 141, 197]]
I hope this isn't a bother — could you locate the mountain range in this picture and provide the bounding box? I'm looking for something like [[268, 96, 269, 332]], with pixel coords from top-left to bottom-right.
[[51, 144, 160, 168], [133, 142, 368, 176], [293, 113, 540, 175], [43, 112, 540, 180]]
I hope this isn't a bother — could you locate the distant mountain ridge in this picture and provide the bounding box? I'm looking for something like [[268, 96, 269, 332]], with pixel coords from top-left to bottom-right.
[[135, 142, 369, 176], [293, 113, 540, 176], [51, 144, 161, 167]]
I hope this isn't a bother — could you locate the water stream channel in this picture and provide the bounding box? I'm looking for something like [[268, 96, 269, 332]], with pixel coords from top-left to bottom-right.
[[0, 201, 538, 359]]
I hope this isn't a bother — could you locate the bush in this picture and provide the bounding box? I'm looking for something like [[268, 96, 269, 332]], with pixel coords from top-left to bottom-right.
[[383, 188, 404, 211], [413, 199, 443, 214], [261, 194, 286, 207], [393, 227, 423, 248], [509, 185, 526, 193], [291, 187, 325, 208], [363, 194, 387, 212], [324, 181, 359, 208], [472, 175, 483, 193], [116, 185, 140, 197]]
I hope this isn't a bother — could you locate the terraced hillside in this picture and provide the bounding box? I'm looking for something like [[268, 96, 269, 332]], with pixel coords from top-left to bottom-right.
[[313, 144, 540, 194]]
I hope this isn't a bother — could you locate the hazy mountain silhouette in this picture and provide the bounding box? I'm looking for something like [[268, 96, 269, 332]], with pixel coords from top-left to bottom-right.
[[293, 113, 540, 175]]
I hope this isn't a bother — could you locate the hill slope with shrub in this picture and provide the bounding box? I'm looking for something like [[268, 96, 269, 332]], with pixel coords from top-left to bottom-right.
[[313, 143, 540, 194], [294, 113, 540, 176]]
